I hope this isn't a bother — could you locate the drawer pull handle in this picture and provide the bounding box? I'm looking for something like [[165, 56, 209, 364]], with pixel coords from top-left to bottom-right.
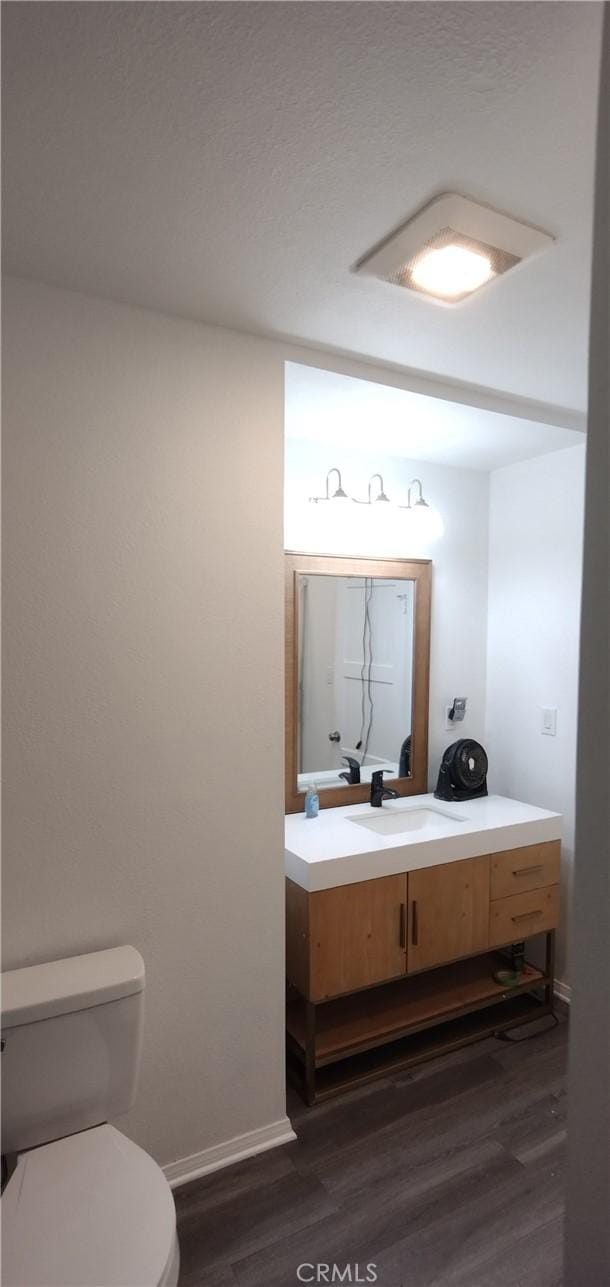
[[511, 910, 543, 922], [399, 903, 407, 949], [411, 900, 419, 946], [512, 864, 544, 877]]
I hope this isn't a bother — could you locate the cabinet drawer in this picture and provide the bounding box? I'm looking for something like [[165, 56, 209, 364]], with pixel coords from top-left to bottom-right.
[[490, 842, 560, 900], [489, 885, 559, 947]]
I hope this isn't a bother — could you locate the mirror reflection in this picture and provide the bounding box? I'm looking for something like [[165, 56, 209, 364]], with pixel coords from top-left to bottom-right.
[[297, 574, 415, 792]]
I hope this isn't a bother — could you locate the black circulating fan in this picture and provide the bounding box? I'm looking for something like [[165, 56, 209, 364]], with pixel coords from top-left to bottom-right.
[[434, 739, 488, 802]]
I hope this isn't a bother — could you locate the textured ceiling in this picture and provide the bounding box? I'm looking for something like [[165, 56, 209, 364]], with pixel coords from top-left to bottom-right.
[[2, 2, 602, 413], [285, 364, 584, 471]]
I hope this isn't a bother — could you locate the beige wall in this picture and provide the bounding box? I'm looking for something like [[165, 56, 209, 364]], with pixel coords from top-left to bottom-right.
[[3, 271, 589, 1181], [2, 277, 288, 1168]]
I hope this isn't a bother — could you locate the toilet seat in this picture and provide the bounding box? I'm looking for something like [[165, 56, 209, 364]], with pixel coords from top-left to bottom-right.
[[2, 1124, 179, 1287]]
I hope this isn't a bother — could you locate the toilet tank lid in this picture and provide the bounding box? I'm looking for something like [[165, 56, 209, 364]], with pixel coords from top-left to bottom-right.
[[1, 946, 145, 1029]]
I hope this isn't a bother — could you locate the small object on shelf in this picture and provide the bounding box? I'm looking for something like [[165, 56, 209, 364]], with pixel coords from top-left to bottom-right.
[[304, 783, 319, 818], [494, 939, 526, 986], [493, 968, 523, 988]]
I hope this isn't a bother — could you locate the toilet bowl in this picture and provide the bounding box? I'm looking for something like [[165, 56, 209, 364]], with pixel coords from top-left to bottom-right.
[[1, 947, 179, 1287], [2, 1126, 179, 1287]]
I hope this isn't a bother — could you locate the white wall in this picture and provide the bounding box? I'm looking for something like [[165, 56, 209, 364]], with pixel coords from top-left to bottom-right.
[[2, 277, 289, 1170], [286, 438, 491, 785], [485, 445, 586, 985]]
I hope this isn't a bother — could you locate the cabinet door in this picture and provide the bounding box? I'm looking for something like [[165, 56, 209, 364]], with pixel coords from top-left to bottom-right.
[[310, 875, 407, 1001], [407, 856, 490, 973]]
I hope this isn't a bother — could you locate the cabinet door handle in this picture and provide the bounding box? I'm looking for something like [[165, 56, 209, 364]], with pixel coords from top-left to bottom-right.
[[512, 864, 544, 877], [411, 900, 418, 946], [399, 903, 407, 949], [511, 909, 543, 922]]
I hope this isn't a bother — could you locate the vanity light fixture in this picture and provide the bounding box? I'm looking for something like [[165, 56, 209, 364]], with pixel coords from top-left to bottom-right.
[[399, 477, 429, 514], [309, 467, 349, 504], [355, 193, 554, 304], [353, 473, 391, 505]]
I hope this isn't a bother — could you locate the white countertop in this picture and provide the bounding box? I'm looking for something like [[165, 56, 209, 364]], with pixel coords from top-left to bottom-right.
[[285, 793, 562, 891]]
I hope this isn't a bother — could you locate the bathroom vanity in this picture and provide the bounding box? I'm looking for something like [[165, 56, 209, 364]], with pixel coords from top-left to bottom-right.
[[285, 794, 561, 1102], [284, 552, 561, 1104]]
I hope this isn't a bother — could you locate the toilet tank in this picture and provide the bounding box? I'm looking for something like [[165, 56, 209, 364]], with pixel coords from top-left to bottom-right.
[[1, 946, 145, 1154]]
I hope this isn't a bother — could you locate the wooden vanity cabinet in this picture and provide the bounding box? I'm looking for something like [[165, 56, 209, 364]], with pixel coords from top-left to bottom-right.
[[286, 840, 560, 1104], [287, 855, 492, 1002]]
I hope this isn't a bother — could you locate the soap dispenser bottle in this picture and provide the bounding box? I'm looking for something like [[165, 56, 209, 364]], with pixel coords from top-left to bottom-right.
[[304, 782, 319, 818]]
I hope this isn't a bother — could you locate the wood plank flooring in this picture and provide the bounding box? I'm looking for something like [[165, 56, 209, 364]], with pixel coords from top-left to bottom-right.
[[175, 1010, 567, 1287]]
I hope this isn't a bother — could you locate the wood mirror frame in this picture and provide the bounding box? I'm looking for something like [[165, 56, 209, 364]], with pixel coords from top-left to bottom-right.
[[285, 552, 432, 813]]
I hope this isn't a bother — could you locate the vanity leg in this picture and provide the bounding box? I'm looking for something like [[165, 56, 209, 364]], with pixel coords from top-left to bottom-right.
[[304, 1001, 317, 1106], [545, 930, 556, 1013]]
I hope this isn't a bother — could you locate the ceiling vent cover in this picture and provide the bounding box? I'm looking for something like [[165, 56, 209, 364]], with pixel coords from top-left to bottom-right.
[[355, 193, 554, 304]]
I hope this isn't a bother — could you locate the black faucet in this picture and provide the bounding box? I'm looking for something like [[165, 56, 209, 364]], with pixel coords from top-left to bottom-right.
[[370, 769, 399, 807], [339, 755, 361, 785]]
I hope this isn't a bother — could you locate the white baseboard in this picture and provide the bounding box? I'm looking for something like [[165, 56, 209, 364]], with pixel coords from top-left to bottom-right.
[[554, 978, 572, 1005], [162, 1116, 296, 1190]]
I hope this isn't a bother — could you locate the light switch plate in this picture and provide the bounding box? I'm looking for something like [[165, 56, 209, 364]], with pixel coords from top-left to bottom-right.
[[541, 707, 557, 736]]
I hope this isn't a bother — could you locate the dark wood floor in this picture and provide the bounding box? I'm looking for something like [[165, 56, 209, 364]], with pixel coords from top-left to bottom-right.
[[175, 1010, 567, 1287]]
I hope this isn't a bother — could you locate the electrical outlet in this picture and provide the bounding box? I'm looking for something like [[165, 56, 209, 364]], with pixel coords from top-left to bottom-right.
[[541, 707, 557, 736], [445, 698, 467, 731]]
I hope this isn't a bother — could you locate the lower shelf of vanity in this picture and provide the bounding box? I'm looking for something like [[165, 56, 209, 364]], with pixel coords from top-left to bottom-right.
[[287, 952, 551, 1102]]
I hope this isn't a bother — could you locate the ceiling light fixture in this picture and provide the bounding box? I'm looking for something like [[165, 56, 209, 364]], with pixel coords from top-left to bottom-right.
[[309, 467, 349, 503], [353, 473, 391, 505], [355, 193, 554, 304]]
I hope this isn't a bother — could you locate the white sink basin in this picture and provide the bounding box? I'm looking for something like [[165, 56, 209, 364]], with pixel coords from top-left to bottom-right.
[[348, 805, 465, 836]]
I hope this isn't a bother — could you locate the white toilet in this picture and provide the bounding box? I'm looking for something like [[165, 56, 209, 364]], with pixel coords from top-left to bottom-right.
[[1, 946, 180, 1287]]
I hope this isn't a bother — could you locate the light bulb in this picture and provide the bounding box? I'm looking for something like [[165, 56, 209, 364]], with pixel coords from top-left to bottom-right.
[[411, 244, 495, 299]]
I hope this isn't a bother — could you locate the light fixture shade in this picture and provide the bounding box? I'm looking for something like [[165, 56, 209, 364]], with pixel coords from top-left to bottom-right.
[[355, 193, 554, 304], [309, 467, 349, 503], [353, 473, 392, 506]]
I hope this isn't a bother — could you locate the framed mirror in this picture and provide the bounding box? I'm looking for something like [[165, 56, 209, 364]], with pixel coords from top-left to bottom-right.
[[285, 553, 431, 812]]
